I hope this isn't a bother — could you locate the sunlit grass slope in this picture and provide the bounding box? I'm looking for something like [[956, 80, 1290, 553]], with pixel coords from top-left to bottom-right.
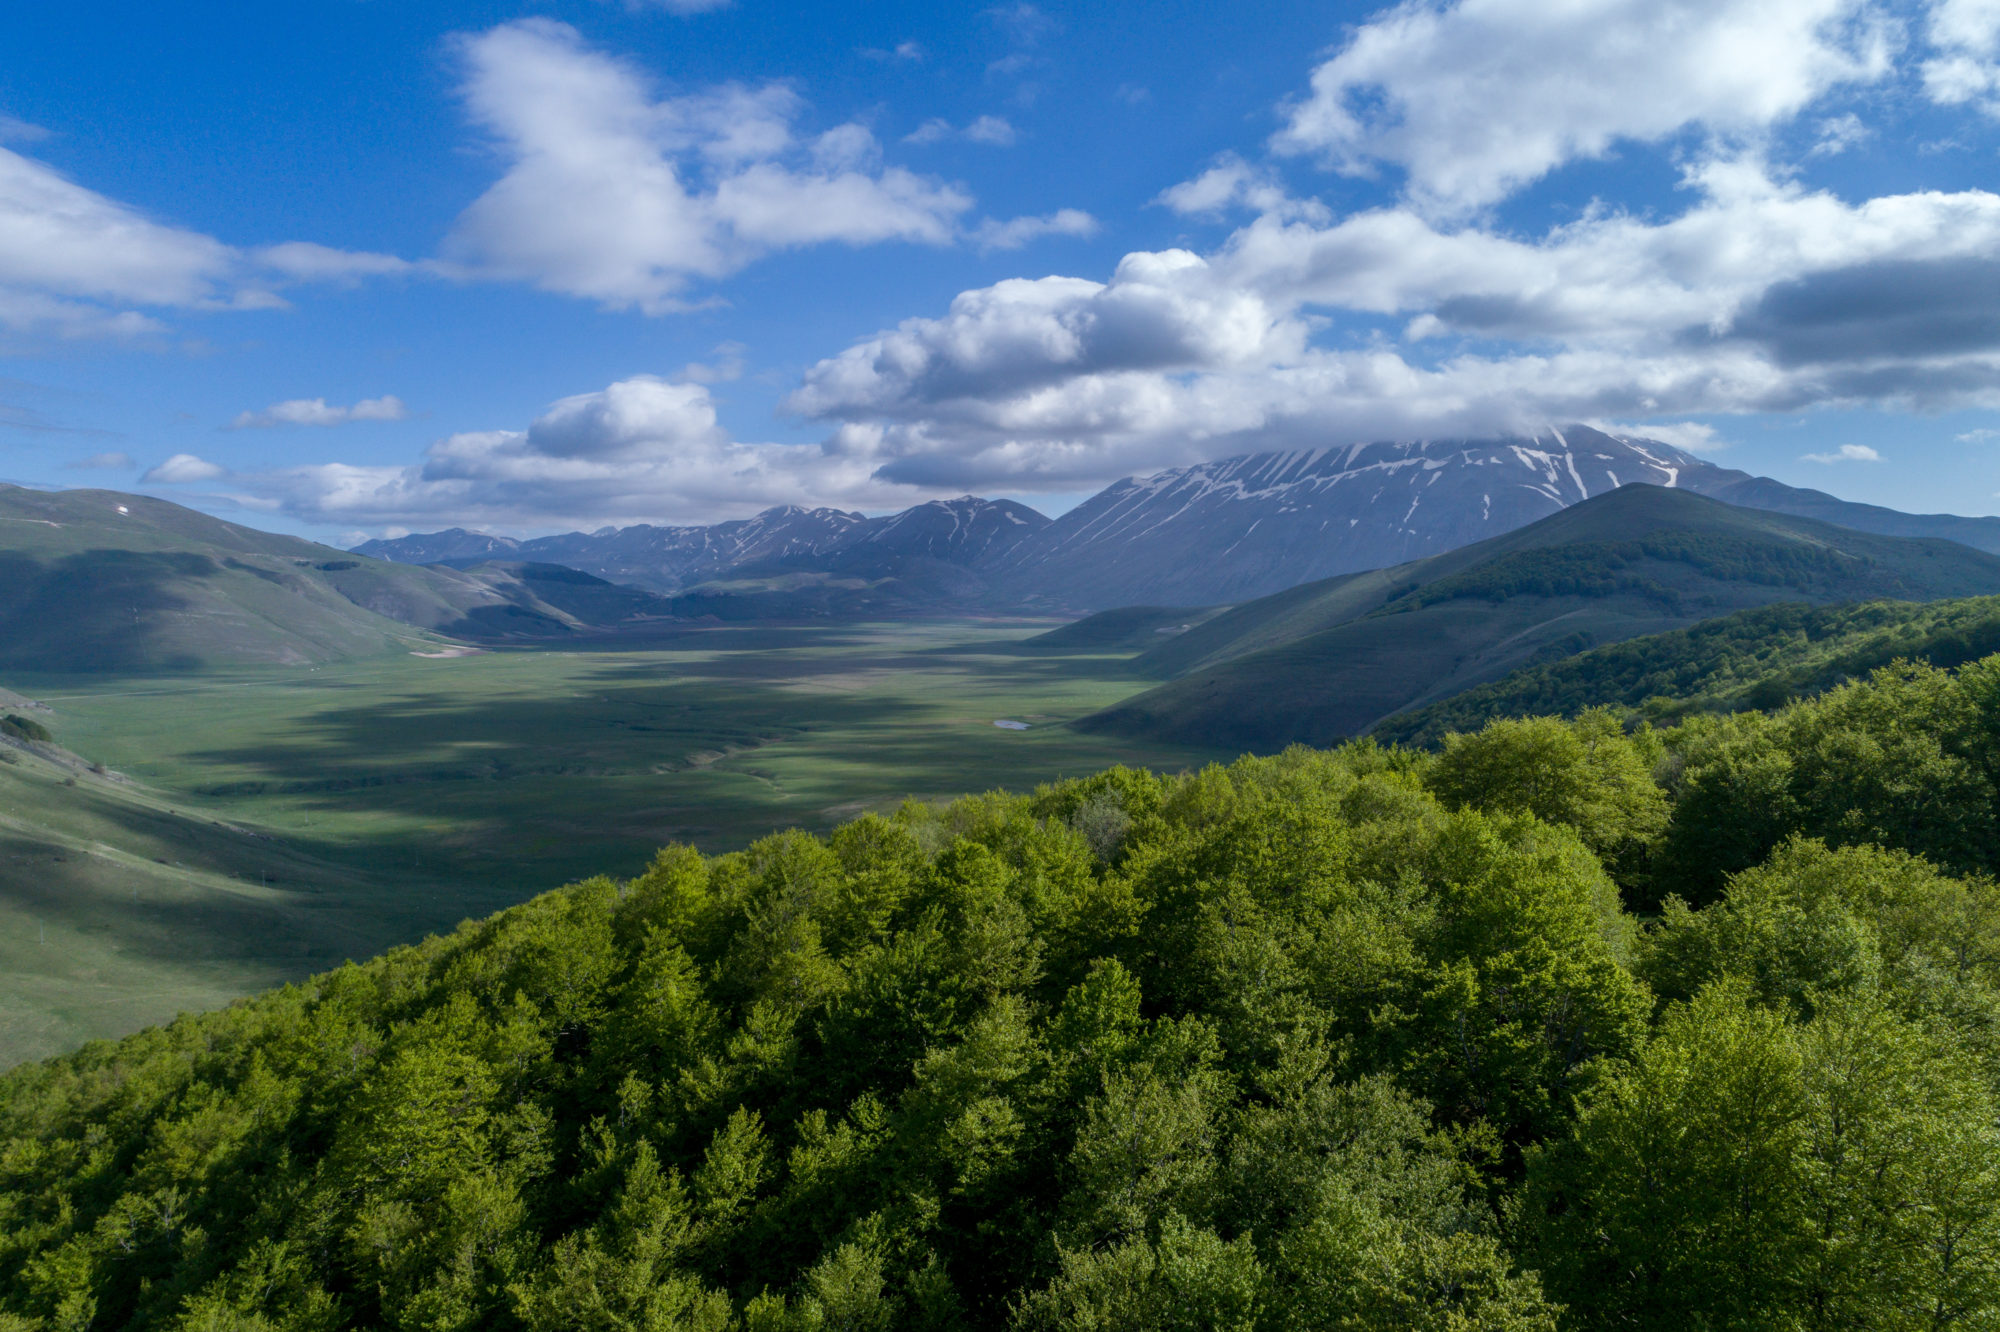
[[1016, 605, 1229, 654], [0, 485, 471, 670]]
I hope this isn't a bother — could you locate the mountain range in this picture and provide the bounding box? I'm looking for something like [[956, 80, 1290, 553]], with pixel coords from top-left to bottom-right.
[[356, 425, 2000, 611], [355, 497, 1049, 597], [16, 424, 2000, 676]]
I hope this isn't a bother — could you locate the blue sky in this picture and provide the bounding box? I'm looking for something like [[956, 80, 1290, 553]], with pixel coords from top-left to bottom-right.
[[8, 0, 2000, 541]]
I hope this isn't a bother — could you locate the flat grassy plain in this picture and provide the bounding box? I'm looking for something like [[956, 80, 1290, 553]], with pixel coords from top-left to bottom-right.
[[0, 620, 1226, 1067]]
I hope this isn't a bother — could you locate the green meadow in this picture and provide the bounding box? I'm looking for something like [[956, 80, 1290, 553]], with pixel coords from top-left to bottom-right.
[[0, 620, 1226, 1067]]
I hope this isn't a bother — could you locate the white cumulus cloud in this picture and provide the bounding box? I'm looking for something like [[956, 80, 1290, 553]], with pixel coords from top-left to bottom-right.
[[0, 146, 241, 337], [0, 145, 415, 341], [781, 154, 2000, 493], [722, 3, 2000, 500], [0, 116, 49, 144], [1809, 112, 1872, 155], [65, 451, 135, 471], [904, 115, 1017, 147], [965, 116, 1018, 146], [1925, 0, 2000, 112], [226, 375, 965, 531], [1801, 443, 1883, 462], [972, 209, 1098, 251], [253, 242, 414, 284], [143, 453, 228, 483], [1273, 0, 1894, 213], [1158, 154, 1325, 221], [1595, 421, 1724, 453], [441, 20, 973, 314], [0, 26, 1091, 340], [229, 396, 410, 429]]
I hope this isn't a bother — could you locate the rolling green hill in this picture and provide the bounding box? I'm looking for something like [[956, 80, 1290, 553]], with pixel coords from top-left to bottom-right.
[[1079, 486, 2000, 751], [0, 487, 687, 671], [1375, 593, 2000, 746]]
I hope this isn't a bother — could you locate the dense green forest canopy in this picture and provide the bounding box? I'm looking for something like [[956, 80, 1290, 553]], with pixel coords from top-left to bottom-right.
[[8, 653, 2000, 1330], [1378, 594, 2000, 747]]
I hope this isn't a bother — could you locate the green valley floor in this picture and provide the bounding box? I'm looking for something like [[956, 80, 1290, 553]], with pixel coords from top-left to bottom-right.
[[0, 620, 1227, 1067]]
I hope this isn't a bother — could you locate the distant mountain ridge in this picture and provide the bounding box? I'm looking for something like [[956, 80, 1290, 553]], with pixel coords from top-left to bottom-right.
[[1683, 471, 2000, 552], [357, 426, 2000, 612], [355, 497, 1046, 594]]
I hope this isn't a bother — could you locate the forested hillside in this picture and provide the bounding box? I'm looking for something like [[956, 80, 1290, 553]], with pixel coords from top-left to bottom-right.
[[1378, 594, 2000, 746], [7, 654, 2000, 1330]]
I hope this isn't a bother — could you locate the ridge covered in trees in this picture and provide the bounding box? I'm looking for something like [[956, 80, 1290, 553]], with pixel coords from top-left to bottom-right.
[[1378, 593, 2000, 747], [8, 656, 2000, 1329]]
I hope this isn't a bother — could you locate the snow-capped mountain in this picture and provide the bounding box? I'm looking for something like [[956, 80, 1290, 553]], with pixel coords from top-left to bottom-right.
[[988, 425, 1711, 607]]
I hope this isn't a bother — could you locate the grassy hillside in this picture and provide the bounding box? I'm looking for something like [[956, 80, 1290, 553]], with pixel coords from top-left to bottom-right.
[[0, 718, 427, 1067], [1081, 486, 2000, 750], [0, 485, 465, 669], [0, 487, 698, 671], [1375, 593, 2000, 746], [7, 658, 2000, 1331]]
